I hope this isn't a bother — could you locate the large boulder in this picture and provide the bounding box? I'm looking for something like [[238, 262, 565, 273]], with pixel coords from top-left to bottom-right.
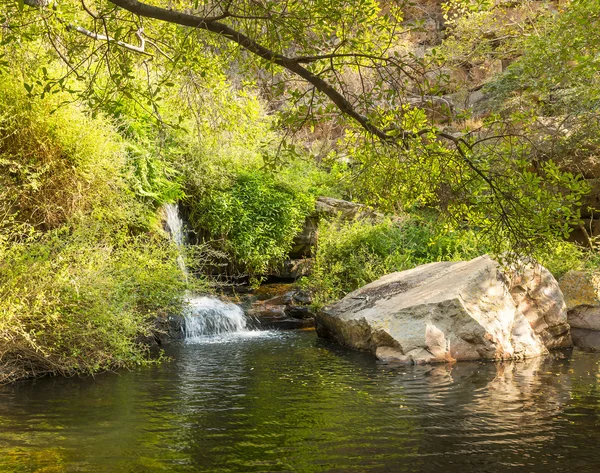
[[571, 328, 600, 352], [316, 255, 570, 364], [559, 270, 600, 331], [508, 263, 572, 348]]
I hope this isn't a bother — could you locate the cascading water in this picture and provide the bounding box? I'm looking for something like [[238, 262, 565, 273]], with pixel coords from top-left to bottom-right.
[[164, 203, 255, 342], [164, 203, 186, 247], [184, 297, 248, 340], [164, 203, 188, 276]]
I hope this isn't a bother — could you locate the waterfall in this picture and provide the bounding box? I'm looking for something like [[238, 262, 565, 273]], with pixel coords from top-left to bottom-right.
[[184, 297, 248, 340], [164, 203, 187, 276], [164, 203, 186, 247], [164, 203, 254, 341]]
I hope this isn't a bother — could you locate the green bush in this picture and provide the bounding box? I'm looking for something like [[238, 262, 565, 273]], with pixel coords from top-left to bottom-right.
[[0, 224, 187, 384], [305, 215, 489, 306], [188, 170, 315, 283], [306, 213, 599, 306], [0, 70, 189, 383], [0, 73, 127, 230], [534, 240, 600, 280]]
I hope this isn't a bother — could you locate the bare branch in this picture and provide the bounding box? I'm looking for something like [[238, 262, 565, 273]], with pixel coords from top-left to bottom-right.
[[80, 0, 98, 20], [67, 24, 153, 57]]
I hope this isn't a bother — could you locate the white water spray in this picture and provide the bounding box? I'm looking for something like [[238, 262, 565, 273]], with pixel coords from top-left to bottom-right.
[[184, 297, 248, 340], [164, 203, 188, 276], [164, 203, 253, 341], [164, 203, 186, 247]]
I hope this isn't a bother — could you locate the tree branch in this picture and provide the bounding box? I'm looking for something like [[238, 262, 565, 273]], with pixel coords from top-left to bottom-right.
[[67, 24, 153, 56], [109, 0, 395, 141]]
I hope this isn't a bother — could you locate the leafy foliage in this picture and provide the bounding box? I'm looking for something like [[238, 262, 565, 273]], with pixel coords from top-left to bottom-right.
[[1, 0, 599, 384], [0, 226, 186, 384], [0, 72, 126, 230], [0, 69, 188, 383], [485, 0, 600, 115], [305, 215, 488, 306], [330, 114, 589, 256], [441, 0, 554, 83], [188, 170, 314, 283]]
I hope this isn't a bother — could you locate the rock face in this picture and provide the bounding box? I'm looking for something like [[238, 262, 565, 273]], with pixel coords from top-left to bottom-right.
[[508, 263, 572, 348], [289, 217, 318, 258], [247, 286, 316, 329], [271, 259, 313, 280], [559, 271, 600, 331], [316, 256, 570, 364], [150, 315, 185, 346], [314, 196, 378, 220], [571, 328, 600, 352]]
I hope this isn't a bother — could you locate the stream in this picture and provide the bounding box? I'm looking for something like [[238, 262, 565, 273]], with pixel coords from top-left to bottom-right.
[[1, 329, 600, 472], [2, 203, 597, 472]]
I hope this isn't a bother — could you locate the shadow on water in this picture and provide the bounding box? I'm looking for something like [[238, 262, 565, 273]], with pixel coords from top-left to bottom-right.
[[1, 331, 600, 472]]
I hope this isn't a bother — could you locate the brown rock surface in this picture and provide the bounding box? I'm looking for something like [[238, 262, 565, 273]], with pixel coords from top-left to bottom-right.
[[508, 263, 572, 348]]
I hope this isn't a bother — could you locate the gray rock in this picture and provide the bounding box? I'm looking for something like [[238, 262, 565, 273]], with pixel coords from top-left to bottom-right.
[[285, 305, 314, 320], [247, 287, 316, 329], [271, 259, 313, 280], [571, 328, 600, 351], [292, 289, 312, 305], [508, 262, 572, 348], [316, 255, 568, 364], [248, 303, 313, 329], [559, 270, 600, 331], [314, 196, 378, 220], [289, 217, 318, 258], [150, 315, 185, 345]]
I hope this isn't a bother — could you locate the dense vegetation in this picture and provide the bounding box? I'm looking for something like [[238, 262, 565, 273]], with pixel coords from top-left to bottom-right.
[[1, 0, 599, 382], [0, 73, 187, 383]]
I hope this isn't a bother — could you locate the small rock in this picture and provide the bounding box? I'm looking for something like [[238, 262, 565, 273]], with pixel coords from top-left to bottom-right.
[[314, 196, 378, 220], [247, 286, 316, 329], [285, 305, 314, 320], [271, 259, 313, 280], [292, 289, 313, 305], [559, 270, 600, 331]]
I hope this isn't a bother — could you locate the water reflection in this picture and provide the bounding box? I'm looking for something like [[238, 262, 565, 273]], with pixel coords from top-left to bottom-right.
[[0, 332, 599, 472]]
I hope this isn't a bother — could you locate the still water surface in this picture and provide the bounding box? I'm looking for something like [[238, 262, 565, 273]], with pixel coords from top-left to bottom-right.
[[1, 330, 600, 472]]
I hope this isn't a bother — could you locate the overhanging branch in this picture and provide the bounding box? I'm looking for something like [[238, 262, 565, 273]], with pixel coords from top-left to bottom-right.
[[109, 0, 396, 142], [67, 24, 153, 56]]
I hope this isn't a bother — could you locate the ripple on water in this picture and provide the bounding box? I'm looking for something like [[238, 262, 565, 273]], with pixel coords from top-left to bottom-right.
[[1, 332, 600, 472], [184, 329, 282, 345]]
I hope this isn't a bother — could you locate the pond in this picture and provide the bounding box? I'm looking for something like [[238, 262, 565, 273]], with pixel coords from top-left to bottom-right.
[[1, 329, 600, 472]]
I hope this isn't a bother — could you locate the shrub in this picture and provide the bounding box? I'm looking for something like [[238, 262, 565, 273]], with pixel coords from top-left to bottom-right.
[[305, 215, 490, 306], [306, 212, 598, 306], [0, 70, 189, 383], [187, 170, 315, 283], [0, 73, 126, 230], [0, 226, 187, 384]]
